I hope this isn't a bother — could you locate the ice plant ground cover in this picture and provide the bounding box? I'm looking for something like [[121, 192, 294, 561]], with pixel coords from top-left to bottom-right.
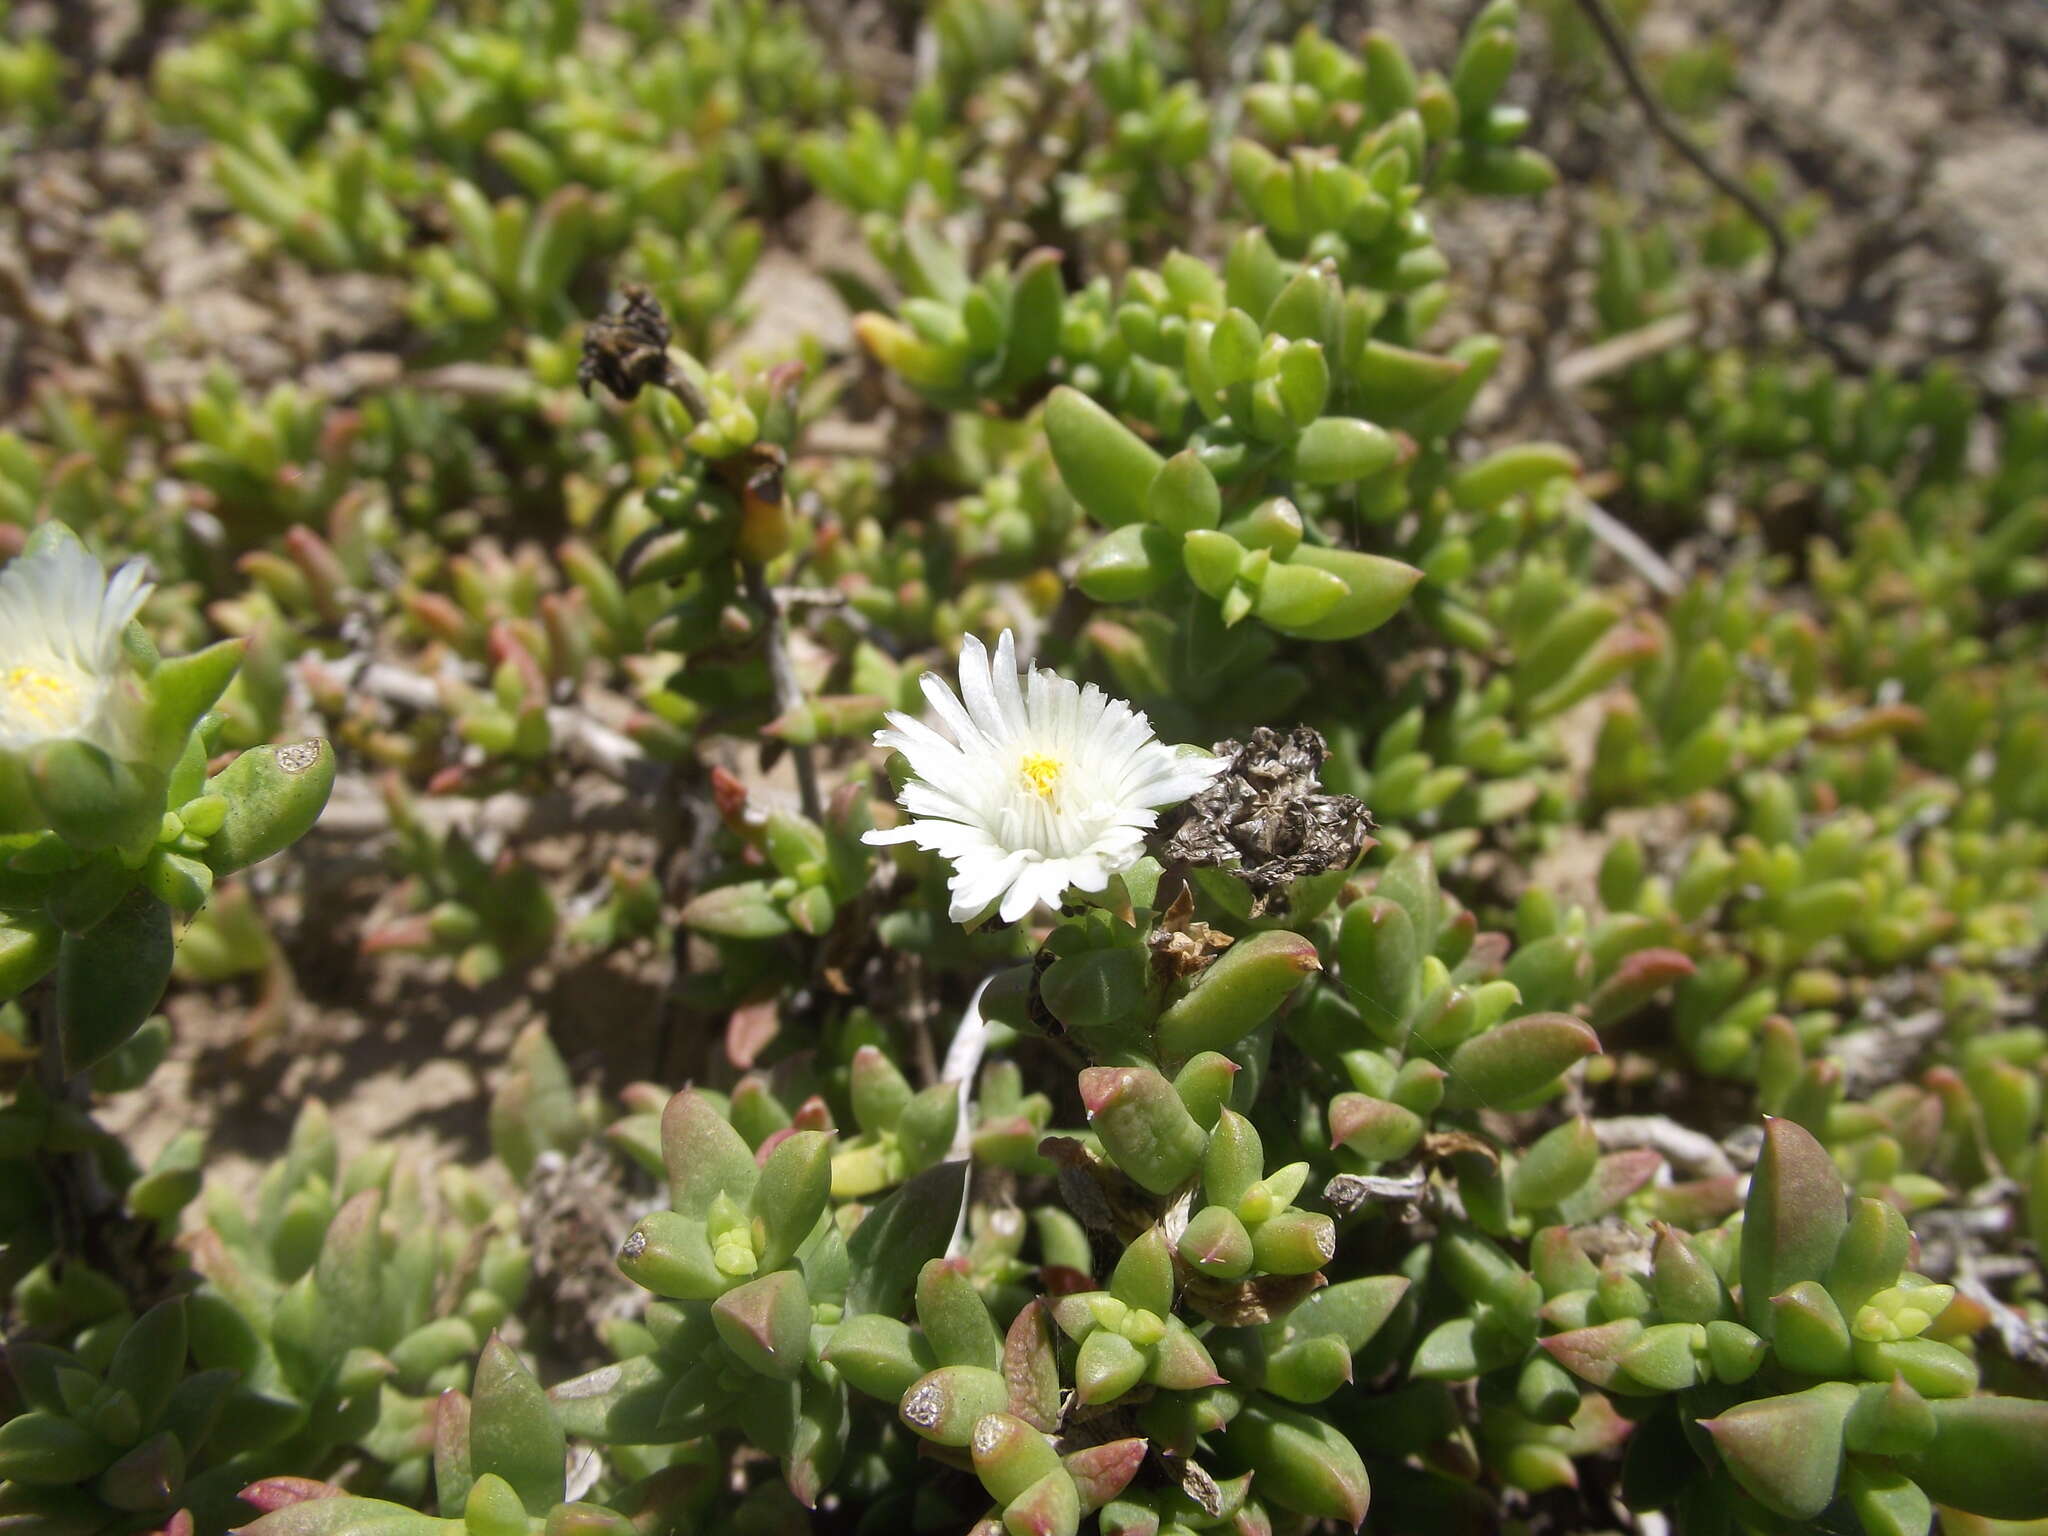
[[1, 3, 2046, 1536], [865, 630, 1225, 923]]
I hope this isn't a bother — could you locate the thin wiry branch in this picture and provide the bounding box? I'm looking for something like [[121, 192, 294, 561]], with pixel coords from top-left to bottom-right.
[[1567, 0, 1794, 300]]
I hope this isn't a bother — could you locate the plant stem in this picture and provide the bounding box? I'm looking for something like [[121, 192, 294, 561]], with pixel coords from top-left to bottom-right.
[[741, 561, 821, 821], [1568, 0, 1793, 298]]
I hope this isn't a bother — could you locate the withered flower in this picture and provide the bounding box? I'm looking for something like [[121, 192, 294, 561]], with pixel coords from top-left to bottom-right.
[[1160, 725, 1373, 914]]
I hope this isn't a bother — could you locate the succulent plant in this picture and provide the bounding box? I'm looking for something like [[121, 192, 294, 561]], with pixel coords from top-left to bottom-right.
[[4, 2, 2045, 1535]]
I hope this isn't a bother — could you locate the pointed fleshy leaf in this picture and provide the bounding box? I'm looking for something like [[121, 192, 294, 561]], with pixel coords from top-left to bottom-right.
[[1003, 1302, 1060, 1432], [1902, 1396, 2048, 1519], [1061, 1440, 1145, 1514], [617, 1210, 726, 1300], [1110, 1228, 1175, 1316], [917, 1258, 1004, 1370], [1772, 1281, 1853, 1376], [1002, 1468, 1081, 1536], [1741, 1118, 1849, 1337], [753, 1131, 831, 1271], [470, 1335, 565, 1515], [1699, 1382, 1857, 1521], [822, 1314, 934, 1403], [1045, 387, 1164, 529], [844, 1160, 968, 1318], [433, 1390, 472, 1517], [1826, 1196, 1911, 1317], [849, 1045, 913, 1133], [1650, 1223, 1724, 1324], [1179, 1206, 1255, 1279], [1540, 1319, 1645, 1390], [898, 1365, 1009, 1446], [56, 887, 172, 1075], [1146, 1319, 1224, 1392], [202, 741, 334, 874], [712, 1270, 812, 1381], [1154, 931, 1321, 1059], [970, 1413, 1063, 1508], [1443, 1014, 1600, 1110], [661, 1089, 758, 1220], [1075, 1329, 1148, 1405], [1846, 1376, 1936, 1458], [1335, 896, 1419, 1042], [1081, 1066, 1208, 1195], [1221, 1397, 1370, 1528]]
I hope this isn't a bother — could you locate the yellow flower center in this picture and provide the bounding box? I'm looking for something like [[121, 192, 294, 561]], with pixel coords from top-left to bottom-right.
[[1018, 752, 1063, 799], [2, 665, 86, 732]]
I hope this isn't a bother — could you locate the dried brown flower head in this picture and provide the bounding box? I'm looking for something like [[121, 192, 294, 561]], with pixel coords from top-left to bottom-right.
[[1160, 725, 1374, 914], [578, 284, 674, 401]]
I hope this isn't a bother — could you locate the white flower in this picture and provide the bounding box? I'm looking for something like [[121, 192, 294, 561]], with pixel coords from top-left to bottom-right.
[[0, 535, 153, 756], [864, 630, 1223, 925]]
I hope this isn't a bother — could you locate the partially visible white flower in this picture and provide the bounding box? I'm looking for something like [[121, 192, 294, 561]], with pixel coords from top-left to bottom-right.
[[864, 630, 1224, 925], [0, 535, 152, 756]]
